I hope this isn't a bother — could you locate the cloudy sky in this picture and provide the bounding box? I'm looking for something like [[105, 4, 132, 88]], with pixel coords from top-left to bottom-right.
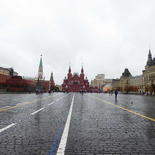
[[1, 0, 155, 85]]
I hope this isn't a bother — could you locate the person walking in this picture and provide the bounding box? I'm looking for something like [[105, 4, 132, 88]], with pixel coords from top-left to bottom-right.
[[114, 90, 118, 100]]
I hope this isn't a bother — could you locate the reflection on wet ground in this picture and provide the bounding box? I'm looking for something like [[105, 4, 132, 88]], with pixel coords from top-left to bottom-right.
[[0, 93, 155, 154]]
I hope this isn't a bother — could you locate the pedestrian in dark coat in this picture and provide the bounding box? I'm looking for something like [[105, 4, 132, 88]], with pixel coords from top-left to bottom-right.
[[115, 90, 118, 100]]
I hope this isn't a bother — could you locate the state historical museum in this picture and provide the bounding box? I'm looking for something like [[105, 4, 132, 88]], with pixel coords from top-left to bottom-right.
[[62, 66, 89, 92]]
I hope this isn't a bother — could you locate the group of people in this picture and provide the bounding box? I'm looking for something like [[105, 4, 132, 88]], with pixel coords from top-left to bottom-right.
[[36, 89, 43, 94]]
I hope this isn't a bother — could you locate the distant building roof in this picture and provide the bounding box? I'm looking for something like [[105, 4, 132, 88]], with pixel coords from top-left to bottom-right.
[[73, 72, 79, 76], [122, 68, 132, 77]]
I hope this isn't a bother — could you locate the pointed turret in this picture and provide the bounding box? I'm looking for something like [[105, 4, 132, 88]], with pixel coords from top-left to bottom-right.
[[38, 55, 43, 80], [39, 55, 43, 67], [81, 64, 84, 74], [49, 72, 55, 86], [147, 49, 153, 66], [80, 64, 84, 83], [68, 64, 71, 74], [50, 72, 54, 81], [67, 64, 72, 81]]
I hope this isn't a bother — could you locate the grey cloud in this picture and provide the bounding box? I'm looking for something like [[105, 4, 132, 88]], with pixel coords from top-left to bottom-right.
[[0, 0, 155, 84]]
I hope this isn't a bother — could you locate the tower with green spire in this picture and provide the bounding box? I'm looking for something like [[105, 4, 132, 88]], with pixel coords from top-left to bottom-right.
[[50, 72, 54, 81], [50, 72, 55, 86], [38, 55, 43, 80]]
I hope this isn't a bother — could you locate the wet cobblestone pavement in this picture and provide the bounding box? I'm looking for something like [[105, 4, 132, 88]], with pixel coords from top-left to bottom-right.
[[0, 93, 155, 155]]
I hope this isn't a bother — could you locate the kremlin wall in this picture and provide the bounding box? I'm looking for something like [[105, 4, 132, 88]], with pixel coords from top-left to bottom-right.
[[1, 49, 155, 94]]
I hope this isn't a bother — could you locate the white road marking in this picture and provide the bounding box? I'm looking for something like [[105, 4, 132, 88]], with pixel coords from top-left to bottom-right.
[[48, 102, 54, 105], [56, 93, 75, 155], [0, 123, 16, 133], [49, 94, 67, 106], [59, 94, 68, 100], [0, 106, 10, 110], [31, 108, 44, 115]]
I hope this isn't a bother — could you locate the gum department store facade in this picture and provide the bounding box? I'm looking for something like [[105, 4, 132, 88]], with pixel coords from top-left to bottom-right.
[[112, 49, 155, 94]]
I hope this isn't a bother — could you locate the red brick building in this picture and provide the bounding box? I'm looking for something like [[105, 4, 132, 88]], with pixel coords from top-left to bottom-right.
[[62, 66, 89, 92], [0, 74, 11, 84], [0, 67, 37, 92], [1, 75, 36, 92]]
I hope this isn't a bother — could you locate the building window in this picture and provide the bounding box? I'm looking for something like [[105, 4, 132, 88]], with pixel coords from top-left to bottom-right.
[[73, 81, 78, 84]]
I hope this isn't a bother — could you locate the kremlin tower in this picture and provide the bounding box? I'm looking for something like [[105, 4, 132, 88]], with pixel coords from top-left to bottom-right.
[[36, 55, 55, 91], [38, 55, 44, 80]]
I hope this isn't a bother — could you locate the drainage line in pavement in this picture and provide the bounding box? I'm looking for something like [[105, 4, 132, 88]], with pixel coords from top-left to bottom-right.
[[49, 128, 63, 155]]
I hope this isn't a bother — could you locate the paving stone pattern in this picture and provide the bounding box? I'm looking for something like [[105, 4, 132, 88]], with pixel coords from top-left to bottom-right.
[[65, 93, 155, 155], [0, 93, 155, 155]]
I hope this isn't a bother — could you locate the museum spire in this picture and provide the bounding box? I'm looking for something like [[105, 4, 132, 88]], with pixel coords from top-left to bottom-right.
[[81, 64, 84, 74], [68, 63, 71, 74]]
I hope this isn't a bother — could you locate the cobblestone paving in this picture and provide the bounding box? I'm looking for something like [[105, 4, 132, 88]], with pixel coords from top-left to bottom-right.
[[65, 93, 155, 155], [0, 93, 155, 155], [0, 93, 70, 155]]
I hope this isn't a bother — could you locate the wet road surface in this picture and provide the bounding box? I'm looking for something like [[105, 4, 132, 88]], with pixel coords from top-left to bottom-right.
[[0, 93, 155, 155]]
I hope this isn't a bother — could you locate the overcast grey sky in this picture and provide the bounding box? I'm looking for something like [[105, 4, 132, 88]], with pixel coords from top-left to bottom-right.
[[0, 0, 155, 85]]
